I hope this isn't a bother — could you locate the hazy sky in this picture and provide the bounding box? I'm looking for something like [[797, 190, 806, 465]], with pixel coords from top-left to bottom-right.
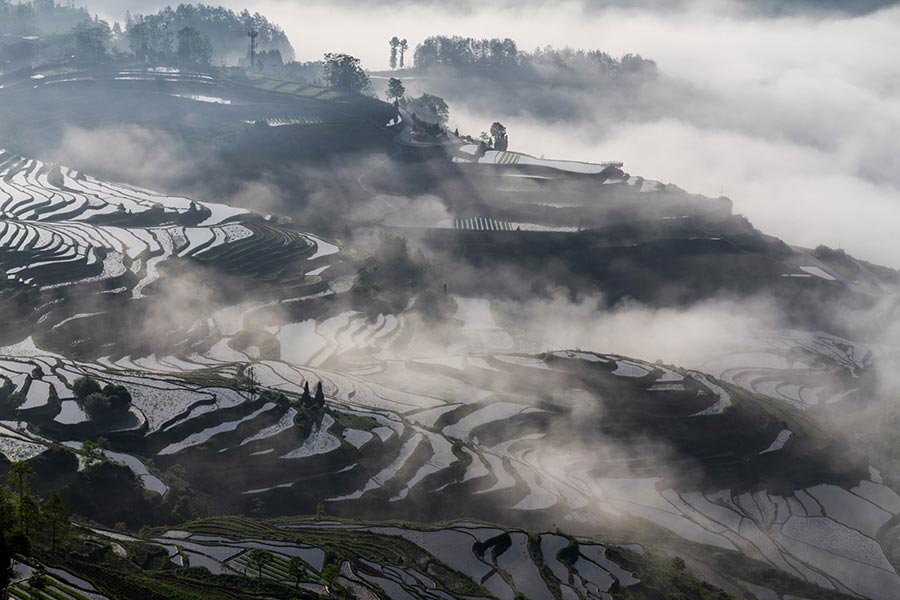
[[82, 0, 900, 266]]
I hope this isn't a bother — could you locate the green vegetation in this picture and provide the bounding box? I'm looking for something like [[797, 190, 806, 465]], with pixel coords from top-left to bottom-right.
[[0, 0, 91, 36], [0, 462, 76, 598], [245, 548, 273, 580], [386, 36, 410, 70], [407, 93, 450, 127], [414, 36, 519, 69], [612, 548, 735, 600], [72, 377, 132, 423], [387, 77, 405, 102], [413, 35, 657, 77], [352, 233, 453, 319], [125, 4, 293, 65], [323, 53, 370, 94], [176, 26, 212, 65], [490, 121, 509, 151]]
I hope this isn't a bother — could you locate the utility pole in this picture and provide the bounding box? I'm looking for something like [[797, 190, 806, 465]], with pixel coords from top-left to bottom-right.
[[248, 29, 259, 71]]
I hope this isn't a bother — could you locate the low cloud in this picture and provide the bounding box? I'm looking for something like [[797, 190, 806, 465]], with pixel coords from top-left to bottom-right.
[[74, 0, 900, 267]]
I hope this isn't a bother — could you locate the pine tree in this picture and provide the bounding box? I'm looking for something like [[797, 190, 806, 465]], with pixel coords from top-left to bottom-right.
[[9, 462, 34, 506], [315, 382, 325, 408], [301, 381, 312, 407], [16, 495, 39, 541], [41, 492, 70, 554]]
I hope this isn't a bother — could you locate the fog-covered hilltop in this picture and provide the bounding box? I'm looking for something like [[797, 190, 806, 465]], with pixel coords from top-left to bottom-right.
[[0, 3, 899, 600]]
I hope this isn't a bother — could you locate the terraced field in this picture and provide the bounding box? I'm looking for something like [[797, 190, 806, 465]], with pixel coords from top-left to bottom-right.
[[469, 150, 624, 177], [0, 150, 341, 357], [0, 322, 889, 596], [88, 518, 645, 600], [252, 116, 326, 127], [8, 565, 110, 600], [0, 150, 893, 599]]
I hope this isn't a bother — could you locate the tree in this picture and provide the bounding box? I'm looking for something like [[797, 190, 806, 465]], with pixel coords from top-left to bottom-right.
[[323, 53, 370, 94], [389, 36, 400, 69], [126, 15, 174, 63], [126, 19, 152, 61], [300, 381, 312, 408], [322, 563, 340, 586], [73, 19, 111, 61], [255, 49, 283, 72], [247, 549, 273, 580], [72, 376, 101, 400], [177, 26, 212, 65], [41, 492, 70, 554], [490, 121, 508, 151], [125, 5, 294, 66], [243, 365, 257, 395], [16, 495, 39, 541], [399, 38, 408, 69], [0, 532, 12, 599], [288, 556, 305, 588], [413, 35, 518, 69], [8, 462, 34, 506], [81, 440, 104, 468], [82, 385, 132, 422], [0, 488, 15, 597], [387, 77, 405, 102], [407, 93, 449, 127], [315, 382, 325, 409]]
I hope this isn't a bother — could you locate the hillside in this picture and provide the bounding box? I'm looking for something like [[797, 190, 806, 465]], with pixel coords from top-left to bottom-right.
[[0, 20, 898, 600]]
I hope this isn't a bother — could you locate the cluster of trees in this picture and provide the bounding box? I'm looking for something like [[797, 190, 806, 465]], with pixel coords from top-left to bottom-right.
[[0, 0, 91, 36], [388, 36, 409, 69], [412, 35, 657, 79], [2, 2, 295, 68], [384, 76, 450, 129], [407, 93, 450, 127], [483, 121, 508, 151], [354, 234, 452, 320], [72, 376, 132, 423], [323, 52, 370, 94], [526, 46, 658, 78], [71, 18, 111, 62], [243, 366, 326, 410], [244, 549, 308, 585], [125, 4, 294, 66], [1, 462, 72, 596], [299, 381, 326, 410], [265, 59, 325, 84], [414, 35, 519, 69], [1, 2, 389, 97], [0, 375, 21, 409], [248, 542, 344, 593], [0, 0, 114, 65]]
